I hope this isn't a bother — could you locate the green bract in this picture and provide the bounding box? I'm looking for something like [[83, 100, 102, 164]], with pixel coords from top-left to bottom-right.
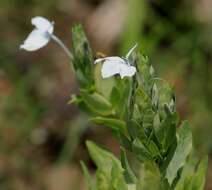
[[70, 25, 208, 190]]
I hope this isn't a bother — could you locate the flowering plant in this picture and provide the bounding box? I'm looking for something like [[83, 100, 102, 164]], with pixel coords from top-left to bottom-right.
[[21, 17, 208, 190]]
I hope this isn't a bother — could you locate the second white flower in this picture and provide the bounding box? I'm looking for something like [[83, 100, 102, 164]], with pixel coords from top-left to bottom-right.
[[94, 43, 137, 79]]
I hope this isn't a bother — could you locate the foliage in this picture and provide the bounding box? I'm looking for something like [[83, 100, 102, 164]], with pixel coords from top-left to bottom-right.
[[70, 25, 208, 190], [120, 0, 212, 154]]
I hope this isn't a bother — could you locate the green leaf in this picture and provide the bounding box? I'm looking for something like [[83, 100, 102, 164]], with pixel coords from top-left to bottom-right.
[[134, 87, 154, 134], [132, 138, 152, 162], [72, 24, 94, 88], [163, 112, 178, 151], [136, 54, 154, 96], [190, 156, 208, 190], [86, 141, 122, 176], [96, 169, 110, 190], [89, 117, 128, 135], [139, 162, 170, 190], [127, 119, 141, 139], [81, 92, 115, 116], [174, 151, 199, 190], [135, 88, 151, 107], [153, 111, 178, 152], [69, 94, 96, 115], [152, 83, 159, 108], [127, 119, 148, 146], [112, 78, 132, 120], [183, 156, 208, 190], [156, 80, 175, 118], [94, 62, 115, 99], [86, 141, 128, 190], [80, 161, 96, 190], [149, 140, 161, 158], [110, 86, 121, 107], [110, 162, 128, 190], [153, 113, 161, 139], [165, 121, 192, 185], [120, 133, 132, 151], [120, 147, 137, 184]]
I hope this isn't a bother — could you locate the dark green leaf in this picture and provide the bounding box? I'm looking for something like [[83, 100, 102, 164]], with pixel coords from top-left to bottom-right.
[[149, 140, 161, 158], [120, 147, 137, 184], [127, 119, 148, 145], [154, 112, 178, 152], [132, 138, 152, 162], [72, 24, 94, 88], [127, 119, 141, 140], [165, 121, 192, 185], [120, 133, 132, 151]]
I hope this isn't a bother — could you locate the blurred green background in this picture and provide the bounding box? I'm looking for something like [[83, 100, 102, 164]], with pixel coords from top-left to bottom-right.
[[0, 0, 212, 189]]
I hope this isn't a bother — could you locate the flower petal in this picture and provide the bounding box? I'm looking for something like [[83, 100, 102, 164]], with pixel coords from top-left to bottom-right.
[[94, 58, 106, 64], [119, 64, 136, 79], [94, 56, 124, 64], [95, 56, 136, 79], [20, 29, 50, 51], [101, 60, 121, 78], [31, 16, 54, 34], [125, 43, 138, 60]]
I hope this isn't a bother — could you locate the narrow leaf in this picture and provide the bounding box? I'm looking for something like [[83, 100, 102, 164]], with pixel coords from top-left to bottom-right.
[[80, 161, 96, 190], [120, 133, 132, 151], [120, 147, 137, 184], [90, 117, 127, 135]]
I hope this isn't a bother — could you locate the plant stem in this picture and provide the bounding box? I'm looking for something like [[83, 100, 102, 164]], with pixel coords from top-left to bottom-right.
[[51, 34, 73, 59]]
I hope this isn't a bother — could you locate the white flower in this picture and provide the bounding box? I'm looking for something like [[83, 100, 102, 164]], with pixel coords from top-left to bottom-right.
[[20, 16, 54, 51], [94, 43, 137, 79]]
